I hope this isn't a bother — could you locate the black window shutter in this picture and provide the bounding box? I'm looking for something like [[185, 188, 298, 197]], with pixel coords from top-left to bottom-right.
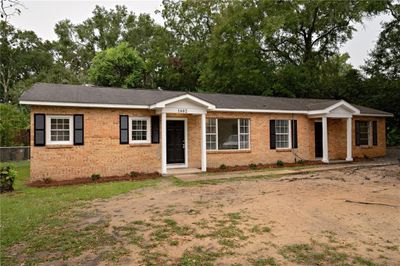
[[34, 114, 46, 146], [74, 114, 84, 145], [355, 120, 360, 146], [291, 120, 298, 148], [270, 120, 276, 149], [372, 121, 378, 146], [151, 115, 160, 144], [120, 115, 129, 144]]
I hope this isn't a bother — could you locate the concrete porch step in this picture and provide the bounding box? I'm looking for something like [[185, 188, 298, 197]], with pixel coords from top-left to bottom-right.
[[167, 168, 202, 176]]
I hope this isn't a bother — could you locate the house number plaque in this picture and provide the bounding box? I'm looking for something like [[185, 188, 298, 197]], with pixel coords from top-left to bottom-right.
[[178, 108, 188, 113]]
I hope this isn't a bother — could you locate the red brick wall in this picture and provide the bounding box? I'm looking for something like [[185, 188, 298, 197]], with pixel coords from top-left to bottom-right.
[[30, 106, 387, 180]]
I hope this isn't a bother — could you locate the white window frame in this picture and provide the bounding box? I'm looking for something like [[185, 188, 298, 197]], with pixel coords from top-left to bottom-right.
[[275, 120, 292, 149], [359, 121, 371, 147], [129, 116, 151, 144], [206, 118, 250, 151], [46, 115, 74, 145]]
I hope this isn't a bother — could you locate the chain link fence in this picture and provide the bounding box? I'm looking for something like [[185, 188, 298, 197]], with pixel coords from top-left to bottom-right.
[[0, 147, 30, 162]]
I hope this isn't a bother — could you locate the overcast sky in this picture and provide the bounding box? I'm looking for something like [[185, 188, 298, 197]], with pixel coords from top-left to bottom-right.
[[10, 0, 391, 69]]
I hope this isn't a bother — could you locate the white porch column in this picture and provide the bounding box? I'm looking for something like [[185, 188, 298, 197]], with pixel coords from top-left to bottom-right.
[[161, 112, 167, 175], [201, 113, 207, 172], [346, 117, 353, 161], [322, 116, 329, 163]]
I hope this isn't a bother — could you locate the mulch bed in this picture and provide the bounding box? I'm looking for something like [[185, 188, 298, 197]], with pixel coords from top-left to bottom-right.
[[207, 161, 324, 173], [28, 172, 161, 188]]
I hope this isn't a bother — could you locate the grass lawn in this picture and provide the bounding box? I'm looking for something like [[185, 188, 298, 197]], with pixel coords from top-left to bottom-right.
[[0, 161, 160, 264]]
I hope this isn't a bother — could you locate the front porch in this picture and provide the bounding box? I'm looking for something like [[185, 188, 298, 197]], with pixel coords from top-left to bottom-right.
[[308, 100, 360, 163], [150, 94, 215, 175]]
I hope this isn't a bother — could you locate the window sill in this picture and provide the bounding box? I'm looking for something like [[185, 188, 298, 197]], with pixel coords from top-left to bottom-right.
[[276, 149, 293, 152], [129, 143, 152, 147], [359, 145, 373, 149], [207, 149, 251, 154], [46, 145, 74, 149]]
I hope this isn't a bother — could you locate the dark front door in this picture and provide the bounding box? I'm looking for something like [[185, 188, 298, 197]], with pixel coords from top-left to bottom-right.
[[167, 120, 185, 164], [314, 122, 323, 158]]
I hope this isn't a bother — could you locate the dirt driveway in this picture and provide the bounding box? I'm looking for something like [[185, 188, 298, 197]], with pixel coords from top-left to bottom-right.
[[53, 164, 400, 265]]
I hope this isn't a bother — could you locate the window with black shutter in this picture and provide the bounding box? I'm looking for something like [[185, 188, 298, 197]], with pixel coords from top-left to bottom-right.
[[291, 120, 298, 148], [74, 114, 84, 145], [372, 121, 378, 146], [269, 120, 276, 149], [34, 114, 46, 146], [151, 116, 160, 144], [120, 115, 129, 144]]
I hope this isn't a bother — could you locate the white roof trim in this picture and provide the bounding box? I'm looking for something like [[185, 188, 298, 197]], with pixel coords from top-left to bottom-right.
[[20, 99, 391, 116], [308, 100, 360, 115], [212, 108, 308, 114], [150, 94, 216, 109], [19, 101, 150, 109], [354, 113, 393, 117]]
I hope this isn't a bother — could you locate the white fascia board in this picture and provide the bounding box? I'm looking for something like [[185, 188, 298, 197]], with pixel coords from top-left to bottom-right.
[[211, 108, 308, 114], [19, 100, 150, 109], [353, 113, 394, 117], [150, 94, 216, 109]]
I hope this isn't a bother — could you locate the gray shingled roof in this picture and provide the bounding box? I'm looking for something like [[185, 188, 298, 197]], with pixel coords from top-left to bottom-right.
[[20, 83, 392, 116]]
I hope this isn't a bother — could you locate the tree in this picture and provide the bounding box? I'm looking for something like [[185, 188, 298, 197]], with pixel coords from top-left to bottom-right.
[[0, 104, 29, 146], [364, 2, 400, 79], [88, 42, 145, 88], [0, 0, 24, 21], [0, 21, 53, 103], [161, 0, 228, 90]]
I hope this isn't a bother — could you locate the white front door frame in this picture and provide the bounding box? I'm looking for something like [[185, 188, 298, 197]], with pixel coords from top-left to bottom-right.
[[166, 117, 188, 169]]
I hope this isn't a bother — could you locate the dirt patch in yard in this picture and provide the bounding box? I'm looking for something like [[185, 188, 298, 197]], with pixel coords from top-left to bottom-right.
[[11, 164, 400, 265]]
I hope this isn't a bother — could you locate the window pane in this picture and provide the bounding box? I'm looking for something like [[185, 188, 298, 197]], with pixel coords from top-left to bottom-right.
[[275, 120, 289, 148], [218, 119, 238, 150], [132, 120, 148, 141], [206, 118, 216, 134], [50, 118, 70, 142], [240, 134, 249, 149], [206, 134, 216, 150]]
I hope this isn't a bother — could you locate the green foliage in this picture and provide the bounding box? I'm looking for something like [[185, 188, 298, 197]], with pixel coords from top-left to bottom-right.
[[276, 160, 284, 167], [130, 171, 139, 177], [0, 104, 29, 146], [249, 163, 257, 170], [219, 164, 227, 170], [89, 42, 145, 88], [1, 2, 399, 145], [0, 165, 16, 193], [91, 173, 101, 181], [0, 21, 54, 103]]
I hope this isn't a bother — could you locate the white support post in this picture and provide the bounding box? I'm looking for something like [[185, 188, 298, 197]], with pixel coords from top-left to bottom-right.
[[161, 112, 167, 175], [322, 116, 329, 163], [201, 113, 207, 172], [346, 117, 353, 161]]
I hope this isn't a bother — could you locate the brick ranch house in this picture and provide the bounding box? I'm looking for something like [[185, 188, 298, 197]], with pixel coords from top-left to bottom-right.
[[20, 83, 393, 181]]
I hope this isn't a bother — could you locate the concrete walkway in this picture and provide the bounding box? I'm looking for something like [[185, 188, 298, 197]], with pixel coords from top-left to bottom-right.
[[175, 159, 399, 181]]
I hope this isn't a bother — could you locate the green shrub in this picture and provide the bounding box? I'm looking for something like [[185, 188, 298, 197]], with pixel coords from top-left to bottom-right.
[[249, 163, 257, 170], [0, 165, 17, 193], [130, 171, 139, 178], [219, 164, 227, 170], [91, 173, 101, 181], [297, 159, 305, 164], [42, 177, 52, 184], [276, 160, 284, 167]]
